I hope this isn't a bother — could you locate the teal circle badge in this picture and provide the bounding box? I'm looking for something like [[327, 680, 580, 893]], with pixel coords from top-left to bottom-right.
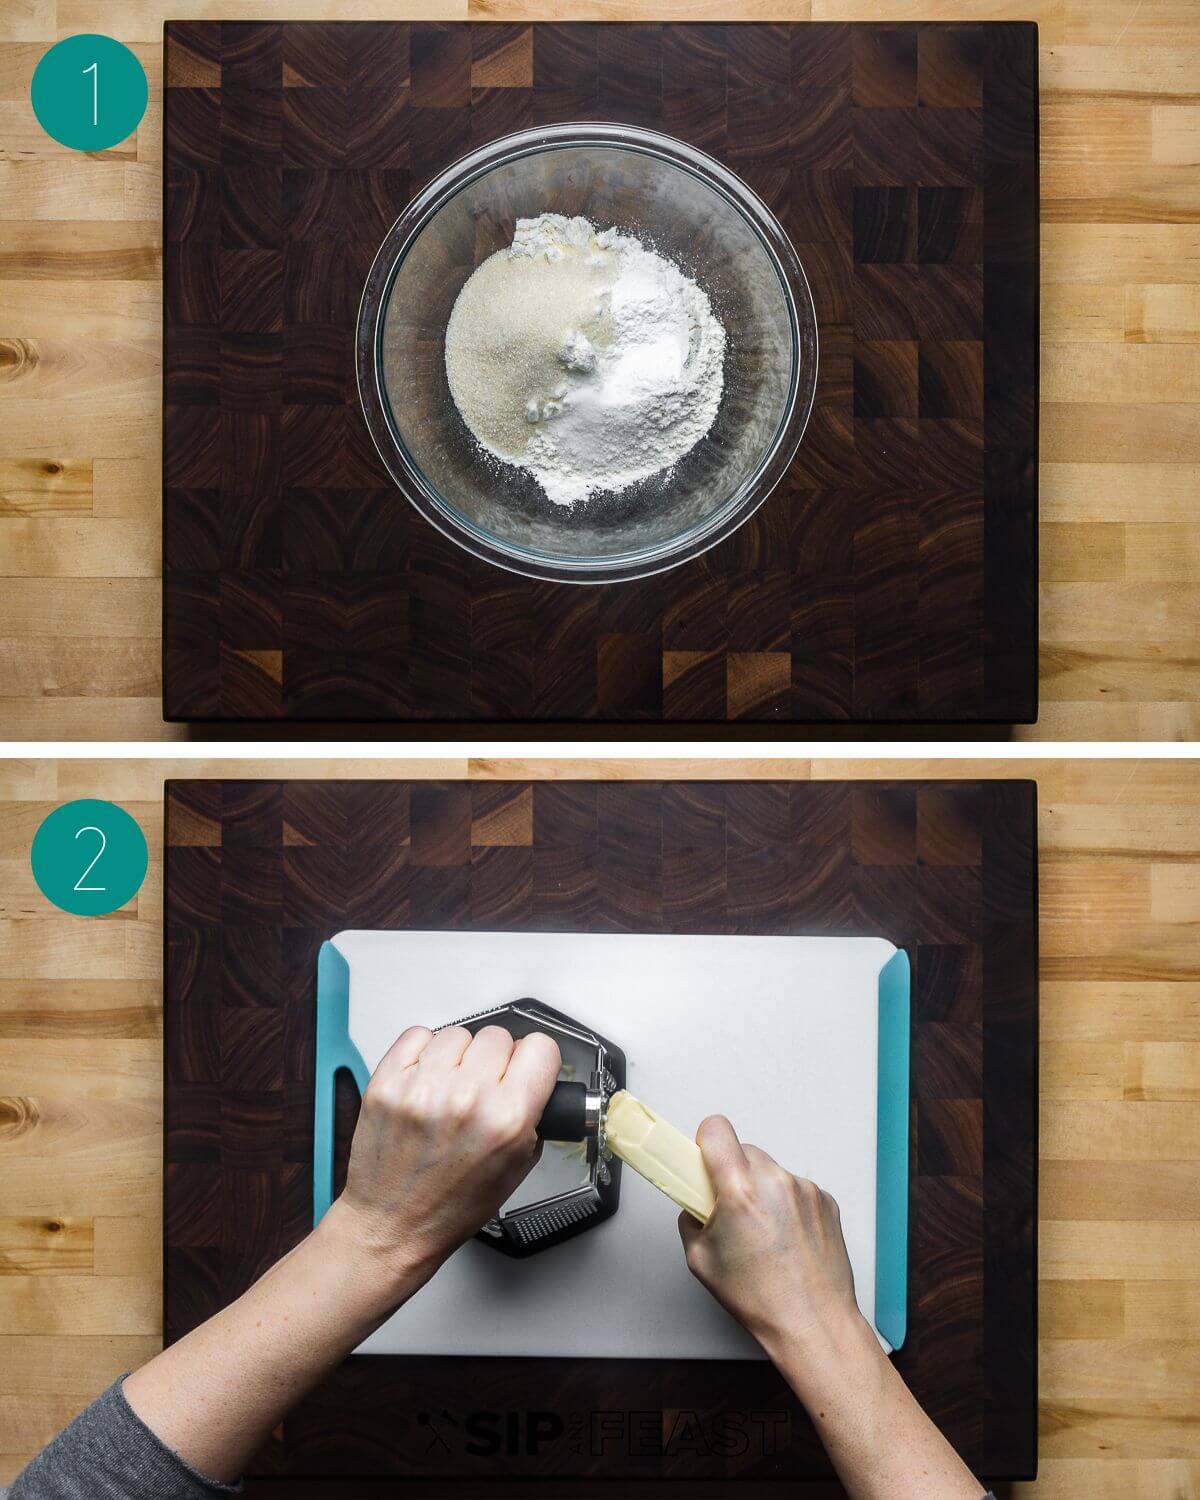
[[31, 34, 148, 153], [31, 799, 149, 917]]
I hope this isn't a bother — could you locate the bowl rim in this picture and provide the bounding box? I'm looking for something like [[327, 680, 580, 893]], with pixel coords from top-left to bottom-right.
[[355, 122, 819, 586]]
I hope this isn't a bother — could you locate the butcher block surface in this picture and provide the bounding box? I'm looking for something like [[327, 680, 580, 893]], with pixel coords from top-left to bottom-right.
[[161, 21, 1038, 724], [163, 776, 1037, 1479]]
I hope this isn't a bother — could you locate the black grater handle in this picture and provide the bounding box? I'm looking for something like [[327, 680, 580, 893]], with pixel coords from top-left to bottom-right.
[[537, 1080, 588, 1141]]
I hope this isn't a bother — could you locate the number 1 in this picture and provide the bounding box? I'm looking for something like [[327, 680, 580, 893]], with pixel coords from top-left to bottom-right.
[[83, 61, 98, 127]]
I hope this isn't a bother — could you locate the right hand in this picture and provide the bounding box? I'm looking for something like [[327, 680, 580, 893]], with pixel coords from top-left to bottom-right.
[[678, 1115, 865, 1359], [334, 1023, 561, 1294]]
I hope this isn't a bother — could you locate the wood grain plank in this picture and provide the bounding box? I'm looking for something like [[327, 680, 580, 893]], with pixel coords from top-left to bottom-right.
[[1041, 645, 1200, 705], [1028, 1461, 1200, 1496], [1125, 284, 1200, 343], [0, 338, 157, 404], [0, 459, 91, 518], [1062, 0, 1200, 47], [0, 103, 135, 164], [1041, 857, 1149, 919], [3, 1158, 162, 1218], [0, 638, 160, 699], [0, 762, 56, 799], [1041, 1338, 1200, 1402], [0, 281, 160, 340], [1042, 282, 1125, 342], [1040, 1101, 1200, 1161], [1039, 1280, 1124, 1339], [0, 223, 160, 281], [1133, 703, 1200, 740], [1041, 1219, 1199, 1281], [0, 1335, 162, 1458], [0, 2, 54, 44], [136, 103, 162, 167], [0, 1218, 92, 1276], [1124, 1282, 1200, 1338], [1040, 980, 1200, 1043], [1150, 863, 1200, 922], [1152, 103, 1200, 164], [1040, 522, 1125, 582], [3, 579, 160, 636], [1042, 162, 1200, 223], [59, 0, 467, 41], [0, 44, 161, 101], [1040, 1039, 1126, 1100], [1041, 99, 1153, 164], [1041, 44, 1200, 102], [0, 698, 182, 740], [811, 0, 1064, 41], [1041, 582, 1200, 643], [1125, 524, 1200, 582], [0, 1037, 160, 1098], [471, 0, 809, 14], [1041, 403, 1200, 463], [1041, 1159, 1200, 1220], [122, 162, 160, 221], [1041, 344, 1200, 403], [0, 1276, 159, 1336], [1041, 223, 1200, 284], [92, 1216, 157, 1280], [0, 398, 164, 459], [0, 979, 160, 1040], [92, 456, 159, 520], [0, 520, 158, 578], [1124, 1040, 1200, 1102], [1041, 461, 1200, 524], [0, 160, 128, 220], [0, 918, 129, 980]]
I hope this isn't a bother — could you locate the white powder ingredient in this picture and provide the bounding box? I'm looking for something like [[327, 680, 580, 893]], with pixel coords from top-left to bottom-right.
[[444, 213, 726, 507]]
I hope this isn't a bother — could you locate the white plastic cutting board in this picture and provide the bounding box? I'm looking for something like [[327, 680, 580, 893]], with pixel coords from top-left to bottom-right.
[[332, 929, 895, 1361]]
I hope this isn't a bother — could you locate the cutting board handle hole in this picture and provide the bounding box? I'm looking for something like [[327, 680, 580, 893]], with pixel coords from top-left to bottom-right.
[[333, 1065, 361, 1201]]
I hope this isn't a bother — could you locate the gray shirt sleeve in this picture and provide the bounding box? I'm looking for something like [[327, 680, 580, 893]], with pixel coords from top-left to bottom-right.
[[4, 1378, 240, 1499]]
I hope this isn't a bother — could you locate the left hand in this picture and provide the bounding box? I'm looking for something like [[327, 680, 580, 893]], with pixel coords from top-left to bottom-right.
[[119, 1023, 560, 1488], [334, 1023, 562, 1294]]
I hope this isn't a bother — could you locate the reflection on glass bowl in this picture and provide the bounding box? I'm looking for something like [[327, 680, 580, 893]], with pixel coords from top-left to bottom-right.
[[356, 123, 818, 586]]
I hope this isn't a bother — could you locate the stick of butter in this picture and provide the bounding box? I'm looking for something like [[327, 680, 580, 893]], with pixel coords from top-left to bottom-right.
[[605, 1090, 716, 1224]]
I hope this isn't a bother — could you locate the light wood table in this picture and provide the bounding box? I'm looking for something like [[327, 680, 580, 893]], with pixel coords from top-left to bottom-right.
[[2, 2, 1200, 740], [1, 755, 1197, 1496]]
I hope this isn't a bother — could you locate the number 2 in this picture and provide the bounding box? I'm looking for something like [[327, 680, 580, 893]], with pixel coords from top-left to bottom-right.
[[73, 825, 107, 892], [83, 60, 98, 127]]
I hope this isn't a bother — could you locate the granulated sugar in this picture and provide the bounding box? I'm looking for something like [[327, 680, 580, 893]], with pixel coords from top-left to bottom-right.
[[444, 213, 726, 507]]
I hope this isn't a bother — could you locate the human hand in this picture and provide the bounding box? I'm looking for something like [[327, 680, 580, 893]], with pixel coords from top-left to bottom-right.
[[332, 1024, 561, 1299], [678, 1116, 985, 1499], [678, 1115, 866, 1365], [123, 1026, 560, 1484]]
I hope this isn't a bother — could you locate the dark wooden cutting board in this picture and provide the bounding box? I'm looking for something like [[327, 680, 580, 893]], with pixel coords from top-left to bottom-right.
[[162, 20, 1038, 725], [163, 777, 1038, 1481]]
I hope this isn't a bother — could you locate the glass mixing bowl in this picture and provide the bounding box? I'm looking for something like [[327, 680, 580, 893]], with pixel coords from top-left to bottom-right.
[[356, 123, 818, 585]]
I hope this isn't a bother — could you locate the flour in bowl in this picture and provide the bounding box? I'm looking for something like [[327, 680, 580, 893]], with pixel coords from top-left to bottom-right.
[[444, 213, 726, 507]]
